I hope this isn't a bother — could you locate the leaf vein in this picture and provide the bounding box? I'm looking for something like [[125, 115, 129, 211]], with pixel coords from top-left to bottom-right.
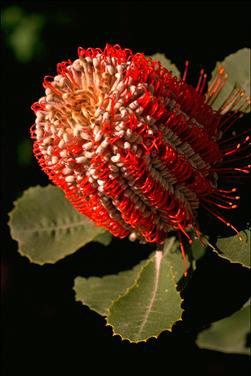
[[135, 238, 175, 338]]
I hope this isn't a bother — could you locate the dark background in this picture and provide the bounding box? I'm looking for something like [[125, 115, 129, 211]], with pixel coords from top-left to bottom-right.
[[1, 1, 250, 374]]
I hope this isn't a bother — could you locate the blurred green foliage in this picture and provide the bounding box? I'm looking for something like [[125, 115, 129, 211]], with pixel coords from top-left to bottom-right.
[[2, 5, 45, 62], [2, 4, 72, 64], [197, 300, 250, 355]]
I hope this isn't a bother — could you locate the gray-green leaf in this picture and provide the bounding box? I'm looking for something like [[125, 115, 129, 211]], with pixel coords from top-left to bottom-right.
[[207, 48, 250, 113], [150, 53, 181, 78], [93, 231, 113, 247], [107, 237, 185, 342], [216, 229, 250, 268], [74, 259, 147, 316], [190, 236, 208, 261], [196, 299, 250, 354], [8, 185, 109, 264]]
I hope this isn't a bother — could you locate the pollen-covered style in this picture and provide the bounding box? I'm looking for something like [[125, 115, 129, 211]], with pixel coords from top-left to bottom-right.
[[31, 44, 250, 245]]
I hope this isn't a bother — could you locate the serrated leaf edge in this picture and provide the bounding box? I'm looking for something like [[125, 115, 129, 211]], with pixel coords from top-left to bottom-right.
[[105, 256, 153, 343], [105, 241, 184, 343], [212, 248, 250, 269], [73, 259, 148, 317], [204, 233, 251, 269], [7, 184, 108, 265]]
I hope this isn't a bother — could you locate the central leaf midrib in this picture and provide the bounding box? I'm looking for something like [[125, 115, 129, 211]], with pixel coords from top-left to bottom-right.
[[135, 237, 175, 339], [16, 220, 94, 233]]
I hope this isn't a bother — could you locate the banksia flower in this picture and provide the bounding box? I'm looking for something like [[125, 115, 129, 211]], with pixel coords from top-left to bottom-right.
[[31, 44, 250, 247]]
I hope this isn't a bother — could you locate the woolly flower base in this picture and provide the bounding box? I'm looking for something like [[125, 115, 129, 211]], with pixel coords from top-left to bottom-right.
[[31, 44, 250, 245]]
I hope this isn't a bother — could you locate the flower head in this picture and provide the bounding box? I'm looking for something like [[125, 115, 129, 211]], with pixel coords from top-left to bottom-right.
[[31, 44, 250, 245]]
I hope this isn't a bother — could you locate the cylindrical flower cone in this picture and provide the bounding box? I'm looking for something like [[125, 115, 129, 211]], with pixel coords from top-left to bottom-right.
[[30, 44, 251, 246]]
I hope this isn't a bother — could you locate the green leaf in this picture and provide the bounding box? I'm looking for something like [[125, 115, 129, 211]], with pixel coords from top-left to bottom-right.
[[8, 185, 108, 264], [150, 53, 181, 78], [74, 260, 147, 316], [215, 229, 250, 268], [190, 236, 208, 261], [196, 299, 250, 354], [93, 231, 112, 247], [207, 48, 250, 113], [106, 237, 185, 342]]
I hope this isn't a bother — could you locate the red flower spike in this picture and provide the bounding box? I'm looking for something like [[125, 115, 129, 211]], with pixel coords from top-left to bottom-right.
[[31, 44, 251, 246]]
